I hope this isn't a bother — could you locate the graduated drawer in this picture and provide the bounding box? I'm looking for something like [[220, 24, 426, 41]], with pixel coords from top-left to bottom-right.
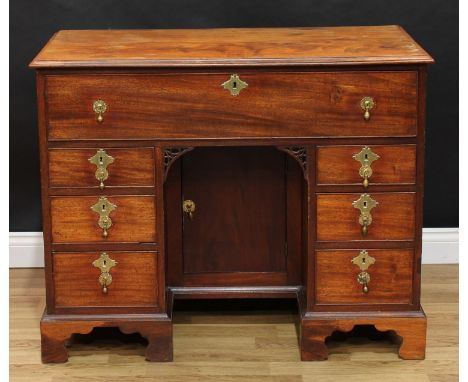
[[50, 196, 156, 243], [315, 249, 413, 305], [316, 192, 416, 241], [316, 145, 416, 186], [53, 251, 159, 308], [49, 147, 155, 188], [46, 71, 417, 140]]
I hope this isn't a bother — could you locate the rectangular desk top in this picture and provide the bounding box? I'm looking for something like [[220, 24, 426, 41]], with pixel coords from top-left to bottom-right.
[[30, 26, 433, 69]]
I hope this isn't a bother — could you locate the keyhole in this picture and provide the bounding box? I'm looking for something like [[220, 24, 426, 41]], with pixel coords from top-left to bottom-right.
[[102, 204, 106, 211], [364, 154, 368, 160], [363, 201, 367, 207], [99, 156, 103, 164], [232, 81, 237, 89], [103, 260, 107, 266], [362, 258, 366, 264]]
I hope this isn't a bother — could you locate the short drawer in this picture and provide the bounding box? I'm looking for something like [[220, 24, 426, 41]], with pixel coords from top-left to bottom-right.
[[49, 147, 155, 188], [316, 145, 416, 186], [50, 196, 156, 243], [46, 71, 417, 140], [316, 192, 416, 241], [315, 249, 413, 305], [53, 252, 159, 308]]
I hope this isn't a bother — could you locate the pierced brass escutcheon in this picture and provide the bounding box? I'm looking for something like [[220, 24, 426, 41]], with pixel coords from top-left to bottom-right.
[[88, 149, 115, 190], [183, 199, 196, 220], [222, 74, 248, 96], [360, 96, 374, 121], [353, 146, 380, 188], [352, 194, 378, 236], [352, 250, 375, 294], [91, 196, 117, 238], [93, 99, 107, 123], [92, 252, 118, 294]]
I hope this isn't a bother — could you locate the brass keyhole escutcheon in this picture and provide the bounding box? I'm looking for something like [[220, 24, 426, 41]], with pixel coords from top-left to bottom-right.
[[89, 149, 114, 190], [352, 194, 378, 236], [183, 199, 196, 220], [91, 196, 117, 238], [222, 74, 248, 96], [92, 252, 118, 294], [360, 96, 374, 121], [93, 99, 107, 123], [353, 146, 380, 188], [351, 250, 375, 294]]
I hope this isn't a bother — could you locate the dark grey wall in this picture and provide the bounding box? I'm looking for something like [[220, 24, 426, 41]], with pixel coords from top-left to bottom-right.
[[10, 0, 458, 231]]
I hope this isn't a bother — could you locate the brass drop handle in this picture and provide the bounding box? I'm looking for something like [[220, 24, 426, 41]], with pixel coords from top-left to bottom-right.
[[93, 99, 107, 123], [353, 146, 380, 188], [183, 199, 196, 220], [89, 149, 114, 190], [92, 252, 117, 294], [352, 250, 375, 294], [360, 96, 374, 121], [91, 197, 117, 238], [352, 194, 378, 237], [357, 272, 370, 293]]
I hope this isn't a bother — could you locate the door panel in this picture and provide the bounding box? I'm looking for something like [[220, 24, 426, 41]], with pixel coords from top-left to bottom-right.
[[181, 147, 287, 274]]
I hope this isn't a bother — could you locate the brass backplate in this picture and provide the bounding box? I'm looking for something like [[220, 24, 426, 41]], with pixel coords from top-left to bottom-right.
[[91, 196, 117, 237], [222, 74, 248, 96], [92, 252, 117, 294], [353, 146, 380, 187], [88, 149, 115, 189], [352, 193, 378, 227]]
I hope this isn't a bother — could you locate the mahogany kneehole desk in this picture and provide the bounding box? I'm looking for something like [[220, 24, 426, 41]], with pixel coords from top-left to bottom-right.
[[30, 26, 434, 362]]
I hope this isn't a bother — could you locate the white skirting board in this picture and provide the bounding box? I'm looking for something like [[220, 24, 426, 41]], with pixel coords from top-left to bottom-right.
[[9, 228, 459, 268]]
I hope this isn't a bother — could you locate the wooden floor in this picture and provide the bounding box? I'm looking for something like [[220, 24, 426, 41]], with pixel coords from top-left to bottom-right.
[[10, 265, 458, 381]]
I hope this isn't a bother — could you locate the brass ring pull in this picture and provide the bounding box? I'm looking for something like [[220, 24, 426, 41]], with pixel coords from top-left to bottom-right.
[[91, 196, 117, 238], [93, 99, 107, 123], [89, 149, 114, 190], [92, 252, 117, 294], [360, 96, 374, 121], [183, 199, 196, 220], [353, 146, 380, 188], [352, 250, 375, 294], [352, 194, 378, 237]]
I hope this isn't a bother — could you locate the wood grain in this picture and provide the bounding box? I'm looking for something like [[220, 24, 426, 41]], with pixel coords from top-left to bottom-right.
[[316, 192, 416, 241], [50, 196, 156, 243], [45, 71, 418, 140], [9, 266, 458, 380], [316, 145, 416, 185], [29, 26, 433, 68], [181, 147, 287, 274], [49, 147, 155, 188], [315, 249, 413, 304], [53, 252, 159, 308]]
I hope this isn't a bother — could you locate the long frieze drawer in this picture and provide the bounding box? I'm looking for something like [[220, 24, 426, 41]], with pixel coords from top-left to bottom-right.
[[316, 192, 416, 241], [49, 148, 155, 189], [53, 252, 159, 308], [315, 249, 413, 305], [50, 196, 156, 243], [45, 71, 417, 140], [316, 145, 417, 186]]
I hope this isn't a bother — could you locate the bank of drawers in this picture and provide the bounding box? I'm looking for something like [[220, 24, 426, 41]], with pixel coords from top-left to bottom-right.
[[314, 144, 417, 306], [48, 146, 159, 309]]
